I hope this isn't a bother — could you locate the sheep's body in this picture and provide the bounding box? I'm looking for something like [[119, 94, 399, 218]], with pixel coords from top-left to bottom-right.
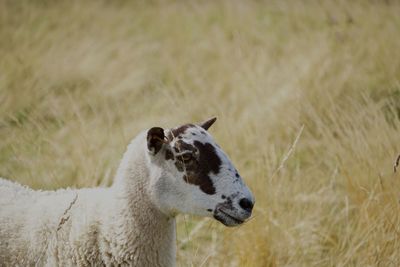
[[0, 119, 255, 266], [0, 131, 176, 266]]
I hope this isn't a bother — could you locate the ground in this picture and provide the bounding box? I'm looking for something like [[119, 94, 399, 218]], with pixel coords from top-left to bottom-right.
[[1, 1, 400, 266]]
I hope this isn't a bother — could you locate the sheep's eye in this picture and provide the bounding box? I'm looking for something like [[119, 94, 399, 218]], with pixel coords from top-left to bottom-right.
[[180, 153, 193, 162]]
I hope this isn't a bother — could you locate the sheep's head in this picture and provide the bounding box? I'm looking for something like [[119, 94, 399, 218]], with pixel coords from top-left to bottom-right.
[[146, 118, 254, 227]]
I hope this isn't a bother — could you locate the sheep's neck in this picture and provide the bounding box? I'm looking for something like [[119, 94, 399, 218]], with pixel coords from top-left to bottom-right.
[[110, 137, 176, 266]]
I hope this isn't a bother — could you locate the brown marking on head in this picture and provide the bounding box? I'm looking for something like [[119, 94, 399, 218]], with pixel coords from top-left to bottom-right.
[[167, 124, 195, 141], [177, 141, 221, 195], [194, 141, 221, 175]]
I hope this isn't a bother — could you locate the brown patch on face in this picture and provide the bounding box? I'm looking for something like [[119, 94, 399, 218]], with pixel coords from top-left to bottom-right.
[[194, 141, 221, 175], [180, 141, 221, 195]]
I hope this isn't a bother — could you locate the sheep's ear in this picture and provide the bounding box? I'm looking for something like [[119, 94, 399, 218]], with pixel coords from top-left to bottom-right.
[[147, 127, 166, 155], [198, 117, 217, 131]]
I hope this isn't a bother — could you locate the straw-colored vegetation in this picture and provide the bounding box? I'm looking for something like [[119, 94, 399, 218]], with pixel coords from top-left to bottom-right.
[[1, 0, 400, 266]]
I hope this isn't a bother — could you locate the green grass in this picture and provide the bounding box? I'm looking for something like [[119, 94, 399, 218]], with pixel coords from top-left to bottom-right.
[[1, 0, 400, 266]]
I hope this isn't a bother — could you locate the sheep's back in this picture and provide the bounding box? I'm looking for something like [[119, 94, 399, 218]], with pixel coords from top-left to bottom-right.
[[0, 178, 88, 265]]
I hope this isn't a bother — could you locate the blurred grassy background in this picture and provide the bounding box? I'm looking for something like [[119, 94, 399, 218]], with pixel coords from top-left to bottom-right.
[[1, 0, 400, 266]]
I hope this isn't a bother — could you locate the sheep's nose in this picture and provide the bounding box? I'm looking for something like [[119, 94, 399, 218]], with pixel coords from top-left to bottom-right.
[[239, 198, 254, 212]]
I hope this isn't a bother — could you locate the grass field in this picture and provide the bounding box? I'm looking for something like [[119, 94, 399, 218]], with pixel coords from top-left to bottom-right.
[[1, 0, 400, 266]]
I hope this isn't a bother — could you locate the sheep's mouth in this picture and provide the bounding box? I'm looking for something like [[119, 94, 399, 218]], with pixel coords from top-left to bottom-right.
[[213, 208, 244, 227]]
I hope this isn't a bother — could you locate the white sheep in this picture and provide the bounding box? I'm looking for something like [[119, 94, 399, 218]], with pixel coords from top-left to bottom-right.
[[0, 118, 254, 266]]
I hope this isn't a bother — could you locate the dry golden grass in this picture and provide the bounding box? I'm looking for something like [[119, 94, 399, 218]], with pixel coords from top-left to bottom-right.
[[1, 0, 400, 266]]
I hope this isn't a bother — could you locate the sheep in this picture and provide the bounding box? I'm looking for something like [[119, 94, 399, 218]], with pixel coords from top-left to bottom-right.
[[0, 118, 255, 266]]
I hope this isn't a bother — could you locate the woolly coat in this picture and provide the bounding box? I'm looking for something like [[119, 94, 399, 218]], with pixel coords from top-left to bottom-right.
[[0, 132, 176, 266]]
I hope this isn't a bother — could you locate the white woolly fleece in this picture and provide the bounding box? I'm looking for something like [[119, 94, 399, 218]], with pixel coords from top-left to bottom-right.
[[0, 132, 176, 266]]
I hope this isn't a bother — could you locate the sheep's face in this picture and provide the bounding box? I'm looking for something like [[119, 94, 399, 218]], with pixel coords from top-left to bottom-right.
[[147, 118, 254, 227]]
